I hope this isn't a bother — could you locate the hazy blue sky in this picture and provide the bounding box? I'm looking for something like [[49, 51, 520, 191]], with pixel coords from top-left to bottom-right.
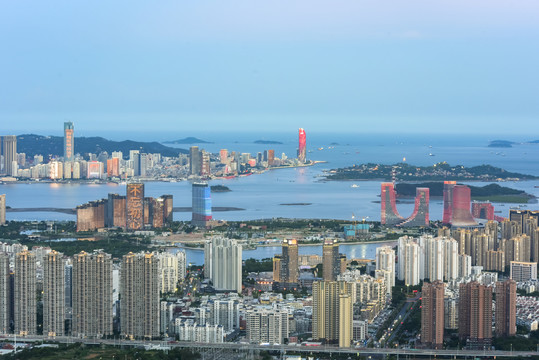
[[1, 1, 538, 136]]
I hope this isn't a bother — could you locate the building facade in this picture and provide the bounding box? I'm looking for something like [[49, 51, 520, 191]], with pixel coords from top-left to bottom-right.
[[43, 251, 65, 337], [421, 281, 445, 349], [495, 279, 516, 337], [121, 252, 160, 339], [72, 251, 113, 338], [15, 250, 36, 335]]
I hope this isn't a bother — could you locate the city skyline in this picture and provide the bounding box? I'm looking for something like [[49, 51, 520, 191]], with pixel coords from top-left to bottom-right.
[[1, 1, 538, 135]]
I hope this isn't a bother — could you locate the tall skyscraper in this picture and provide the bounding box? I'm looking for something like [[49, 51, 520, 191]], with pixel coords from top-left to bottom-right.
[[459, 281, 492, 346], [495, 279, 516, 337], [0, 194, 5, 225], [267, 149, 275, 166], [206, 238, 242, 293], [130, 150, 141, 176], [323, 239, 340, 281], [43, 250, 65, 337], [281, 239, 299, 283], [189, 146, 201, 176], [201, 150, 211, 177], [64, 122, 74, 162], [312, 281, 353, 347], [380, 183, 404, 225], [192, 182, 212, 228], [442, 181, 456, 225], [375, 246, 395, 288], [126, 182, 144, 230], [15, 250, 36, 335], [2, 135, 17, 176], [421, 281, 445, 349], [0, 253, 10, 334], [121, 252, 160, 339], [450, 185, 478, 227], [72, 251, 113, 338], [298, 128, 306, 163]]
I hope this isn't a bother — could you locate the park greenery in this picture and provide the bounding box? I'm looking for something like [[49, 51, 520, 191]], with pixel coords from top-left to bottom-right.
[[326, 162, 538, 181], [7, 343, 201, 360]]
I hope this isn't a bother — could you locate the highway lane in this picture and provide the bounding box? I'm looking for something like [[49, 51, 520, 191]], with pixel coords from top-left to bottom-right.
[[6, 335, 538, 358]]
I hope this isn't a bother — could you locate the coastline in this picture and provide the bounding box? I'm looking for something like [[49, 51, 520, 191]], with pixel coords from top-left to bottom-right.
[[1, 161, 327, 186]]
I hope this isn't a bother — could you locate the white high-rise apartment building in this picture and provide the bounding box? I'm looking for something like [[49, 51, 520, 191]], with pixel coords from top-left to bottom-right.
[[443, 238, 459, 281], [206, 238, 242, 293], [404, 242, 421, 286], [158, 251, 186, 294], [458, 254, 472, 278], [43, 251, 65, 337], [426, 237, 444, 282], [375, 246, 395, 288], [246, 308, 289, 345], [212, 299, 240, 331]]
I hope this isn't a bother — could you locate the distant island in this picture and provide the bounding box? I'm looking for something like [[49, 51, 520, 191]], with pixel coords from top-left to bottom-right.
[[163, 137, 212, 144], [324, 162, 538, 181], [210, 185, 231, 192], [488, 139, 539, 147], [395, 182, 535, 203], [17, 134, 188, 158], [488, 140, 515, 148], [254, 140, 283, 144]]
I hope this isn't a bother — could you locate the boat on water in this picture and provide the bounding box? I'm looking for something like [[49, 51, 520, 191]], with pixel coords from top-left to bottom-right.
[[429, 153, 435, 156], [351, 184, 360, 188]]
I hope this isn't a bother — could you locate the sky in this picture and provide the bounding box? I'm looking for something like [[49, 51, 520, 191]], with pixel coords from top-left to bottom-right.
[[1, 1, 539, 137]]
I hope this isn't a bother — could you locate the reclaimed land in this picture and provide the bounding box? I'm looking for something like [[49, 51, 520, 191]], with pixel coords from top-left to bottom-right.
[[324, 162, 538, 181]]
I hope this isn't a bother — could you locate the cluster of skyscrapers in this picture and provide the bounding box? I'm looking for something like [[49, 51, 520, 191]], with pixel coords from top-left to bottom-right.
[[421, 279, 516, 349], [381, 181, 508, 227], [76, 183, 173, 231], [395, 210, 539, 348], [0, 245, 186, 339]]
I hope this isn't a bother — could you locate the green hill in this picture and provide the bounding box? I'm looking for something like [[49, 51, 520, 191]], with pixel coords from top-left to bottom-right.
[[17, 134, 188, 158]]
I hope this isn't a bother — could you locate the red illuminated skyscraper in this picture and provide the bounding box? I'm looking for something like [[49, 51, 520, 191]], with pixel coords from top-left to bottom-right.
[[298, 128, 306, 163], [451, 185, 477, 227], [381, 183, 404, 225], [442, 181, 456, 225], [442, 182, 477, 227]]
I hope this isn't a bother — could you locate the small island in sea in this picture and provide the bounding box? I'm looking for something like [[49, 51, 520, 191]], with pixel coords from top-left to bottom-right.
[[488, 140, 515, 148], [254, 140, 283, 144], [324, 162, 538, 181], [210, 185, 231, 192], [395, 182, 535, 203], [163, 137, 212, 144]]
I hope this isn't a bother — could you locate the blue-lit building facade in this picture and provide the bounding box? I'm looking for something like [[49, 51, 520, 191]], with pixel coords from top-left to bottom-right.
[[192, 183, 212, 227]]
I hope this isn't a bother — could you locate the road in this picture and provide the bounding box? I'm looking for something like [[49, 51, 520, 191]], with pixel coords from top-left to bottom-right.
[[385, 293, 421, 345], [7, 335, 538, 358]]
